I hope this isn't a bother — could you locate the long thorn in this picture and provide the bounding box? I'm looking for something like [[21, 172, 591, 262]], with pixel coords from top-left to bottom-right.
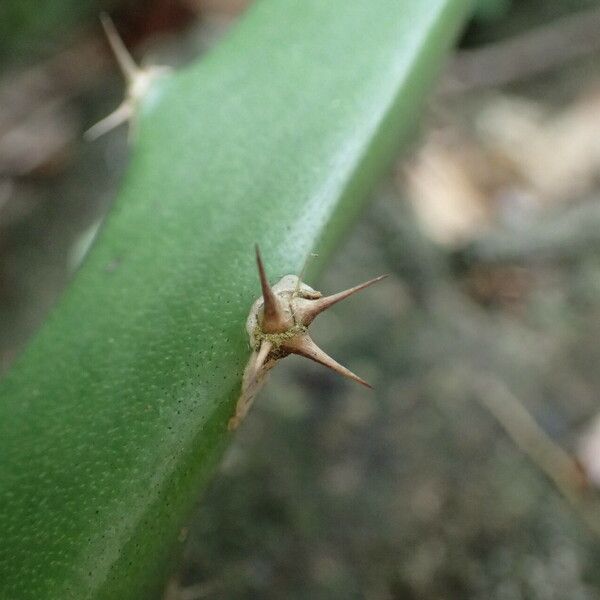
[[100, 13, 138, 83], [299, 274, 388, 325], [255, 245, 283, 327], [282, 334, 372, 389]]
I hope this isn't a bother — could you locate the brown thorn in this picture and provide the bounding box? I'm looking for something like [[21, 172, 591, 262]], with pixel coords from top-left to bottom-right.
[[253, 340, 273, 377], [282, 334, 373, 389], [255, 245, 286, 331], [298, 274, 388, 326]]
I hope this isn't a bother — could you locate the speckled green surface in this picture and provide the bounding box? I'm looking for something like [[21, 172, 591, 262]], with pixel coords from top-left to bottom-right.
[[0, 1, 470, 598]]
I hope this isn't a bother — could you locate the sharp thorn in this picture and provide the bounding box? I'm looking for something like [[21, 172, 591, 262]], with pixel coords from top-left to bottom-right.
[[282, 334, 372, 389], [255, 245, 285, 330], [299, 274, 388, 325], [100, 13, 139, 83]]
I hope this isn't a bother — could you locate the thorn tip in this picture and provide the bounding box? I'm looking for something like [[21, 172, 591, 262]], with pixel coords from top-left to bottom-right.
[[282, 334, 372, 389], [297, 273, 388, 326]]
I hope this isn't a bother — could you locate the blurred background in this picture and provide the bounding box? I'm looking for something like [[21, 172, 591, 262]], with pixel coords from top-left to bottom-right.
[[3, 0, 600, 598]]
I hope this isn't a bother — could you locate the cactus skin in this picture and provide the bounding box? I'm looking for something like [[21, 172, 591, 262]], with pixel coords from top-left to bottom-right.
[[0, 1, 471, 598]]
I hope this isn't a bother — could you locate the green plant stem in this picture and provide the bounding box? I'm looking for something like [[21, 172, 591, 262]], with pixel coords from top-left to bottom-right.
[[0, 1, 471, 598]]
